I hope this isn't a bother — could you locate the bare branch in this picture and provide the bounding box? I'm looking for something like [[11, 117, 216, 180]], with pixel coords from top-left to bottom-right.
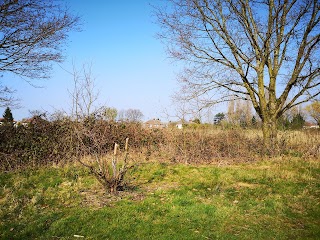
[[155, 0, 320, 146], [0, 0, 80, 105]]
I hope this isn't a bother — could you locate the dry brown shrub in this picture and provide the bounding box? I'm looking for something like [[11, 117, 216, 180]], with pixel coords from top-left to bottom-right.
[[0, 119, 77, 171], [158, 129, 263, 164], [1, 119, 318, 171], [277, 129, 320, 158], [0, 120, 165, 171], [154, 128, 320, 164]]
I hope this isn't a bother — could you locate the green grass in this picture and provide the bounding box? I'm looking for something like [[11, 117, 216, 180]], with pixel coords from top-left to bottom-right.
[[1, 158, 320, 239]]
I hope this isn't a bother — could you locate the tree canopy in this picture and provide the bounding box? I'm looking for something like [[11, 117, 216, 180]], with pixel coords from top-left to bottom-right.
[[0, 0, 80, 104], [156, 0, 320, 146]]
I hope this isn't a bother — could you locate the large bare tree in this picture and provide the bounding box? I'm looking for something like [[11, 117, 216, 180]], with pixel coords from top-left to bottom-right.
[[0, 0, 80, 104], [156, 0, 320, 147]]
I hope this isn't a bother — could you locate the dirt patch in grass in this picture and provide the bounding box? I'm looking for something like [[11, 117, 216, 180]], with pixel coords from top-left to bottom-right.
[[235, 182, 260, 189], [79, 188, 146, 208]]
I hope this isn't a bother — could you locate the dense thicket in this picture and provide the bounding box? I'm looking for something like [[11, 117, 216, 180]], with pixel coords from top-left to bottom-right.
[[0, 120, 164, 170], [0, 120, 319, 171]]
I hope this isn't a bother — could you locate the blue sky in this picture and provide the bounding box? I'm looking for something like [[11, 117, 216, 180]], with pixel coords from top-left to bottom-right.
[[1, 0, 181, 121]]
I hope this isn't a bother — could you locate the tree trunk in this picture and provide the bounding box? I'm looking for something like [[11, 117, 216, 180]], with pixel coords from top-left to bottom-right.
[[262, 119, 278, 154]]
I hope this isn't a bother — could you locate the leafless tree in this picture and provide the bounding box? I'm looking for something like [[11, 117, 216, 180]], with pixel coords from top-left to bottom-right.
[[305, 101, 320, 126], [49, 109, 69, 122], [156, 0, 320, 148], [0, 0, 80, 105], [227, 99, 253, 127], [118, 109, 144, 122], [117, 109, 126, 122], [227, 99, 236, 125], [68, 62, 101, 120], [125, 109, 144, 122], [0, 85, 18, 107], [165, 88, 211, 122], [28, 109, 48, 121]]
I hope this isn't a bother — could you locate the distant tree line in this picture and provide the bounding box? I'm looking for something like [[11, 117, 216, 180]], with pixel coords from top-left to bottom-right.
[[210, 100, 319, 130]]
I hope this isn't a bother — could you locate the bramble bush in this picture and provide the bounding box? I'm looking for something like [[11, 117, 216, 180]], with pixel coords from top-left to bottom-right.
[[159, 129, 263, 164], [0, 119, 319, 171], [0, 119, 165, 171], [0, 118, 75, 170]]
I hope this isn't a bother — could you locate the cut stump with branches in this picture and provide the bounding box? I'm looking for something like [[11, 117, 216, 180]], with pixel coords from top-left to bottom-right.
[[75, 120, 131, 194]]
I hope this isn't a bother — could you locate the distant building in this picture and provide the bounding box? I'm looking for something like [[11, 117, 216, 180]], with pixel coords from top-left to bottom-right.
[[175, 120, 193, 129], [176, 121, 184, 129], [303, 122, 319, 129], [18, 116, 48, 127], [144, 119, 166, 129], [0, 117, 17, 126]]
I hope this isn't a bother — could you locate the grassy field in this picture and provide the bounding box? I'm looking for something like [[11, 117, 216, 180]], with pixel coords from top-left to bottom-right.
[[1, 157, 320, 239]]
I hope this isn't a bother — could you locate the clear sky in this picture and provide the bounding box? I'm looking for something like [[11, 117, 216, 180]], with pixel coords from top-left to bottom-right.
[[1, 0, 182, 121]]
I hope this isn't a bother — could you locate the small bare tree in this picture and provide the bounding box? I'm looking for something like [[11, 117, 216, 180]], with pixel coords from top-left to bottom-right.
[[125, 109, 144, 122], [227, 99, 253, 127], [65, 62, 131, 194], [68, 62, 101, 121], [117, 109, 144, 122], [0, 86, 18, 108]]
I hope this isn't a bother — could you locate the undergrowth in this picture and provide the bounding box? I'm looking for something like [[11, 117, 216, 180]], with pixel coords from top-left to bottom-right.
[[1, 122, 319, 171], [1, 158, 319, 239]]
